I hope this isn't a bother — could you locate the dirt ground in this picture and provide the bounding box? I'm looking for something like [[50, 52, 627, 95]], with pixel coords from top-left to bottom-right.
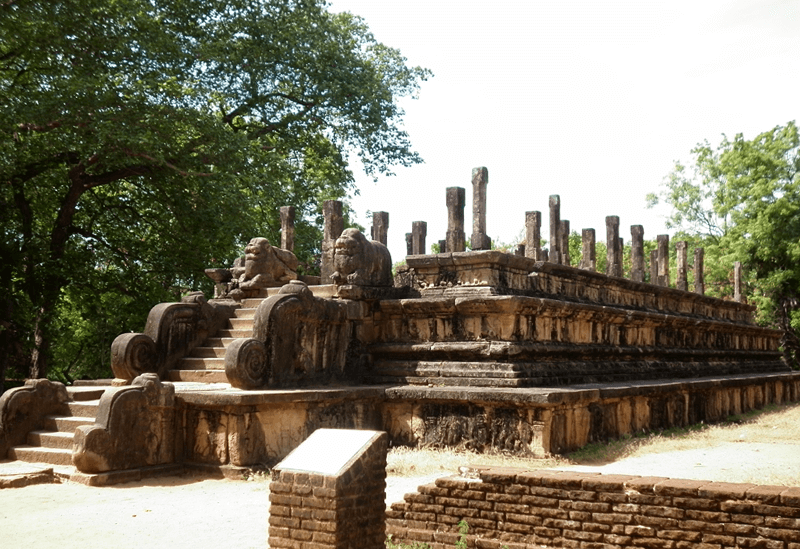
[[2, 405, 799, 549]]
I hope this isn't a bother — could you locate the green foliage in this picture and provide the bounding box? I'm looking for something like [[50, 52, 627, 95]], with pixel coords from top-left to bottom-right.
[[0, 0, 429, 384], [649, 122, 800, 367]]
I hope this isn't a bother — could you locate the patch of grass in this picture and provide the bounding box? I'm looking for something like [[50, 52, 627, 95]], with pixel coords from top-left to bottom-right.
[[386, 446, 569, 477]]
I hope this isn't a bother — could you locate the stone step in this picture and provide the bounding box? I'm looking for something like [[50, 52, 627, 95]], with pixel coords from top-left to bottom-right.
[[190, 346, 226, 358], [204, 337, 237, 349], [7, 445, 73, 467], [241, 298, 266, 309], [216, 329, 252, 338], [43, 415, 95, 432], [371, 375, 529, 388], [228, 317, 255, 330], [233, 308, 256, 319], [167, 370, 228, 383], [178, 357, 225, 370], [373, 361, 527, 379], [66, 386, 109, 401], [28, 430, 74, 450], [66, 400, 101, 418]]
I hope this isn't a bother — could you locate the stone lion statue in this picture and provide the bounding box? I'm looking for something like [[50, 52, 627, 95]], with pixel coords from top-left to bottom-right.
[[227, 237, 298, 300], [331, 228, 392, 287]]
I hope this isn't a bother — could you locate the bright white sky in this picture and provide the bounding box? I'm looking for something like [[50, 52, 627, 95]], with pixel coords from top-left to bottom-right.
[[329, 0, 800, 262]]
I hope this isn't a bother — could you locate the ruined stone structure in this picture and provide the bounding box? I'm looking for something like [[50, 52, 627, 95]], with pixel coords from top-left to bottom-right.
[[1, 175, 796, 486], [387, 468, 800, 548]]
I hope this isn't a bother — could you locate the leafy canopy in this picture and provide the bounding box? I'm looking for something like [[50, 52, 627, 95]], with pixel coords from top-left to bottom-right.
[[0, 0, 430, 384]]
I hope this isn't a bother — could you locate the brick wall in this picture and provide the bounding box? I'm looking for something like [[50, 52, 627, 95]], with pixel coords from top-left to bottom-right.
[[387, 468, 800, 549], [269, 429, 388, 549]]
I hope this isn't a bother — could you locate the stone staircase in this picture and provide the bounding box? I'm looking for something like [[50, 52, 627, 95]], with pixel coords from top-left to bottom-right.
[[167, 285, 337, 384], [167, 297, 261, 383], [6, 386, 106, 468]]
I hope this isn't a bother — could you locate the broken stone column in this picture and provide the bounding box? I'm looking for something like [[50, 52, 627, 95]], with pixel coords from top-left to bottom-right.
[[470, 167, 491, 250], [649, 249, 658, 285], [580, 229, 596, 271], [549, 195, 561, 264], [411, 221, 427, 255], [446, 187, 466, 253], [525, 211, 542, 261], [606, 216, 622, 277], [438, 240, 447, 254], [734, 261, 743, 302], [694, 248, 705, 295], [656, 234, 670, 287], [321, 200, 343, 284], [371, 211, 389, 246], [560, 220, 570, 266], [515, 243, 525, 257], [280, 206, 295, 252], [630, 225, 644, 282], [405, 233, 413, 256], [676, 241, 688, 291]]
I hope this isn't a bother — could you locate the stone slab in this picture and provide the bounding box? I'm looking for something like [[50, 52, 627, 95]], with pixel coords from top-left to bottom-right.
[[275, 428, 381, 475]]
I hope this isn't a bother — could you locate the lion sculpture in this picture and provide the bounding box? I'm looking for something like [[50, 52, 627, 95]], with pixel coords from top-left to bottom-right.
[[331, 228, 392, 287], [227, 237, 299, 300]]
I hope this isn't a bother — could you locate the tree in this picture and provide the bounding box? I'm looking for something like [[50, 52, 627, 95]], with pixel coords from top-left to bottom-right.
[[648, 122, 800, 367], [0, 0, 430, 386]]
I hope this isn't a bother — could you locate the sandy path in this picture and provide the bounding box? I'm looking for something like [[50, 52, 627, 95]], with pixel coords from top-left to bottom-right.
[[2, 443, 799, 548]]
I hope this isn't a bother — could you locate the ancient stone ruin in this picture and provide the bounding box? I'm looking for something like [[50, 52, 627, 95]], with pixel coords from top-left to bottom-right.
[[1, 166, 798, 487]]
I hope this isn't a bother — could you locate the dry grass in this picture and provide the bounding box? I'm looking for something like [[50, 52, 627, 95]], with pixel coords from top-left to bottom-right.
[[386, 402, 800, 479]]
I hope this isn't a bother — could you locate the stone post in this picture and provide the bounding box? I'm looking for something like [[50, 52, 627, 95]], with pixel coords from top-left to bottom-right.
[[321, 200, 343, 284], [630, 225, 644, 282], [656, 234, 670, 287], [280, 205, 295, 252], [560, 220, 570, 266], [438, 240, 447, 254], [649, 249, 658, 285], [515, 243, 525, 257], [734, 261, 743, 302], [580, 229, 596, 271], [549, 195, 561, 264], [470, 167, 491, 250], [606, 216, 621, 277], [411, 221, 427, 255], [405, 233, 413, 256], [676, 241, 688, 291], [371, 211, 389, 246], [694, 248, 705, 295], [525, 211, 542, 261], [446, 187, 466, 253]]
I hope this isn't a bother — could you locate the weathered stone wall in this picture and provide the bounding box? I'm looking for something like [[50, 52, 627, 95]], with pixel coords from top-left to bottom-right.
[[381, 372, 800, 455], [387, 469, 800, 549], [269, 429, 388, 549]]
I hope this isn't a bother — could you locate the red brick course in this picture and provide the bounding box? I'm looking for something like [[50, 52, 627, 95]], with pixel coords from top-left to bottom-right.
[[387, 468, 800, 548]]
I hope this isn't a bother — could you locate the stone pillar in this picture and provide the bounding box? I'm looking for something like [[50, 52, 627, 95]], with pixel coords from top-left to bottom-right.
[[405, 233, 413, 256], [694, 248, 705, 295], [525, 211, 542, 261], [446, 187, 466, 253], [280, 205, 295, 252], [649, 249, 658, 285], [549, 195, 561, 264], [605, 216, 621, 277], [371, 211, 389, 246], [321, 200, 343, 284], [580, 229, 596, 271], [560, 220, 570, 266], [734, 261, 743, 302], [411, 221, 427, 255], [630, 225, 644, 282], [516, 243, 525, 257], [656, 234, 670, 287], [676, 241, 688, 291], [438, 240, 447, 254], [470, 167, 491, 250]]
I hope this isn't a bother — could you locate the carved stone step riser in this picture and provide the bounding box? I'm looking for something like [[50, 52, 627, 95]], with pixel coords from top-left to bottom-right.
[[7, 446, 74, 466], [28, 431, 74, 450], [167, 370, 229, 383], [178, 358, 225, 370], [228, 318, 255, 330], [43, 416, 95, 431], [66, 401, 101, 418]]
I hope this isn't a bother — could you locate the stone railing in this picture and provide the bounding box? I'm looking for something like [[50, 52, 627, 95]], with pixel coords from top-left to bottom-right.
[[225, 280, 357, 389], [0, 379, 68, 459], [111, 292, 237, 383], [387, 468, 800, 548]]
